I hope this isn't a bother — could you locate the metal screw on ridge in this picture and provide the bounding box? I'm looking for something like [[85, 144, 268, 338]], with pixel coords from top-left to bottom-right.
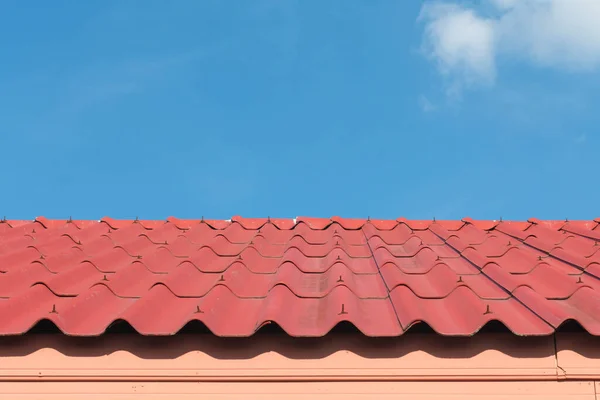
[[338, 304, 348, 315], [484, 305, 492, 315], [50, 304, 58, 314]]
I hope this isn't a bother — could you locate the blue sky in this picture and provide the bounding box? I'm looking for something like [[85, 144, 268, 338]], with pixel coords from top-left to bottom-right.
[[1, 0, 599, 221]]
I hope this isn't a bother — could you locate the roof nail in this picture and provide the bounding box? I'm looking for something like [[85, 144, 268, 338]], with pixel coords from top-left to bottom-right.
[[538, 256, 543, 261], [67, 216, 72, 223], [334, 229, 338, 234], [595, 242, 599, 247], [336, 255, 341, 260], [1, 216, 6, 223], [102, 275, 108, 281], [39, 254, 45, 260], [32, 228, 36, 234], [336, 240, 340, 246], [500, 217, 503, 222], [134, 216, 139, 223], [218, 274, 225, 282], [201, 216, 204, 222], [433, 217, 436, 222], [339, 304, 348, 315], [337, 275, 343, 283], [507, 241, 511, 246], [577, 276, 583, 284], [484, 305, 492, 315], [195, 305, 204, 314], [50, 304, 58, 314], [267, 216, 271, 222], [457, 276, 463, 283], [367, 216, 371, 221], [238, 255, 242, 260], [565, 218, 569, 222]]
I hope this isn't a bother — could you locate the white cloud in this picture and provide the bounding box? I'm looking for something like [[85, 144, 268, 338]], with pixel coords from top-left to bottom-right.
[[420, 3, 496, 88], [420, 0, 600, 89], [490, 0, 520, 9]]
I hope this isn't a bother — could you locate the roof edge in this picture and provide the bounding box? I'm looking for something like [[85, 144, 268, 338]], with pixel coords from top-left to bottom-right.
[[0, 332, 597, 382]]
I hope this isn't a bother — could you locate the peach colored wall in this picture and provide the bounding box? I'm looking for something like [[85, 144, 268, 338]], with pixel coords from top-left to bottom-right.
[[1, 333, 600, 399], [0, 381, 597, 399]]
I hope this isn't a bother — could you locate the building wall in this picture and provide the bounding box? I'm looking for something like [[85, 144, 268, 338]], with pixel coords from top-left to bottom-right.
[[0, 333, 599, 399]]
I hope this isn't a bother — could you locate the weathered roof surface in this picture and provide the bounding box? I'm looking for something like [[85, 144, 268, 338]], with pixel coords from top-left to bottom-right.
[[1, 216, 599, 336]]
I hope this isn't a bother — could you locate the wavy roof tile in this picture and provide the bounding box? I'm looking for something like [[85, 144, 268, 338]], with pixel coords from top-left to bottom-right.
[[1, 216, 600, 337]]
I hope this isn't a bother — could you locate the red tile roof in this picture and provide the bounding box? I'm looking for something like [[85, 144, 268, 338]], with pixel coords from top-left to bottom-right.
[[1, 216, 600, 337]]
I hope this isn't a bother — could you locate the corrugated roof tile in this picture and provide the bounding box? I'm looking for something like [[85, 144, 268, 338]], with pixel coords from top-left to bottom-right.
[[1, 217, 600, 336]]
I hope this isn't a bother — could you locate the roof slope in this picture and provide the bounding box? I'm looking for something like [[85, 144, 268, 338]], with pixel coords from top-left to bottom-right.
[[1, 216, 600, 337]]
